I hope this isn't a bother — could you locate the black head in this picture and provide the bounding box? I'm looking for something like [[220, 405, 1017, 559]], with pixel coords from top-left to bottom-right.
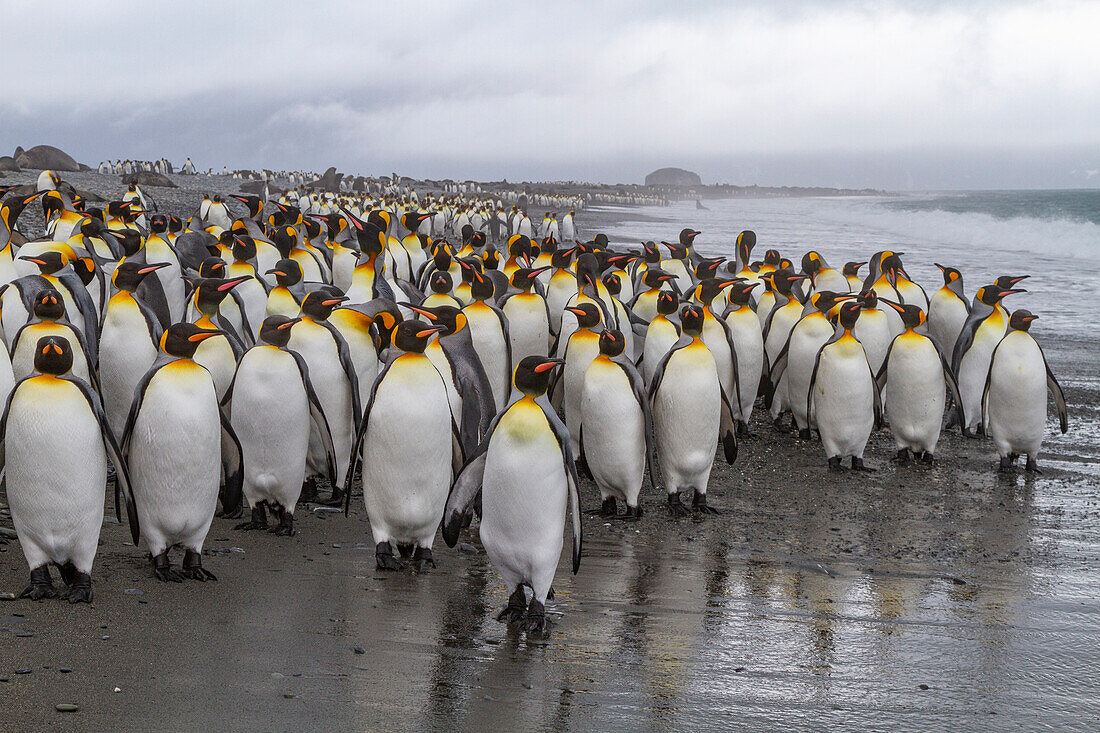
[[801, 251, 824, 277], [598, 329, 626, 358], [680, 304, 704, 336], [470, 270, 495, 301], [407, 304, 466, 337], [994, 274, 1029, 289], [232, 235, 257, 262], [565, 302, 602, 329], [843, 261, 866, 277], [113, 260, 168, 292], [772, 269, 807, 296], [513, 355, 563, 396], [602, 272, 621, 297], [838, 301, 862, 330], [267, 258, 303, 287], [111, 229, 143, 257], [858, 289, 879, 309], [33, 335, 73, 376], [511, 267, 548, 291], [696, 278, 737, 306], [656, 289, 679, 315], [727, 281, 757, 306], [149, 214, 169, 233], [678, 228, 700, 247], [194, 276, 250, 315], [32, 288, 65, 320], [642, 241, 661, 263], [258, 315, 301, 347], [695, 257, 725, 280], [642, 268, 677, 289], [977, 283, 1026, 306], [161, 322, 222, 359], [736, 230, 756, 261], [810, 290, 854, 315], [19, 250, 66, 275], [271, 226, 300, 258], [199, 257, 227, 278], [299, 289, 347, 321], [935, 263, 962, 285], [882, 299, 926, 330], [1008, 309, 1038, 331], [763, 249, 782, 266], [392, 319, 444, 354], [429, 271, 453, 294]]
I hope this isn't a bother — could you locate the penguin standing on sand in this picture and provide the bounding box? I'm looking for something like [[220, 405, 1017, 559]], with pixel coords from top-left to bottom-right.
[[264, 259, 306, 318], [225, 316, 338, 536], [1, 336, 136, 603], [983, 310, 1068, 472], [442, 355, 581, 636], [808, 301, 882, 470], [952, 282, 1027, 435], [122, 323, 243, 582], [559, 303, 603, 453], [649, 304, 738, 516], [345, 320, 459, 571], [580, 329, 659, 519], [876, 302, 963, 464], [927, 263, 970, 356]]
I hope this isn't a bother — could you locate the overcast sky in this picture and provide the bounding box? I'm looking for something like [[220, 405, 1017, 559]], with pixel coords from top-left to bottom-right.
[[3, 0, 1096, 189]]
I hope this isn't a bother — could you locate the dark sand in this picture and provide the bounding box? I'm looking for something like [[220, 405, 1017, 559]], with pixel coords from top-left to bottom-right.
[[1, 171, 1098, 731]]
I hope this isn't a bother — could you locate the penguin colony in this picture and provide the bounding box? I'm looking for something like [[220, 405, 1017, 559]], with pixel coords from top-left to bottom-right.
[[0, 172, 1069, 637]]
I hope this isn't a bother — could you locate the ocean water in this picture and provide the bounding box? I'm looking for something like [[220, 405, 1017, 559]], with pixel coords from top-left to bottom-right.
[[590, 191, 1100, 339]]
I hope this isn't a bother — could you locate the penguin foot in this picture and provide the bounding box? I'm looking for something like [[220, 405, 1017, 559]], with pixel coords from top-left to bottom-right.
[[667, 492, 691, 517], [235, 504, 269, 531], [1025, 457, 1042, 474], [772, 416, 790, 433], [691, 491, 720, 515], [998, 455, 1015, 472], [397, 542, 415, 560], [19, 566, 57, 600], [587, 497, 617, 518], [547, 586, 555, 600], [851, 457, 874, 472], [722, 431, 738, 464], [216, 500, 244, 519], [496, 585, 528, 624], [319, 487, 345, 507], [181, 551, 217, 581], [827, 456, 843, 471], [737, 422, 753, 438], [151, 552, 184, 582], [963, 428, 981, 440], [270, 513, 295, 537], [56, 560, 78, 586], [798, 428, 812, 441], [620, 505, 643, 521], [65, 573, 93, 604], [413, 546, 436, 570], [525, 599, 548, 637], [921, 452, 934, 466], [375, 543, 404, 571], [300, 478, 319, 503], [892, 449, 910, 465]]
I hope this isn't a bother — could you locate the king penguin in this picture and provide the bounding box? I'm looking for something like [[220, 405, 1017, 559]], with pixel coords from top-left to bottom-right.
[[580, 329, 659, 519], [345, 320, 459, 570], [927, 263, 970, 356], [983, 309, 1068, 472], [224, 316, 338, 537], [648, 304, 738, 516], [1, 335, 136, 602], [442, 355, 581, 636], [122, 323, 244, 582]]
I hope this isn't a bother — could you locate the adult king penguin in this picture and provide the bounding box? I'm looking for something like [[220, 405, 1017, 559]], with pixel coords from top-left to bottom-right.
[[649, 304, 738, 516], [345, 320, 459, 571], [442, 356, 581, 636], [927, 264, 970, 356], [983, 310, 1068, 472], [225, 316, 338, 536], [580, 329, 659, 519], [122, 323, 244, 582], [807, 301, 882, 470], [1, 336, 136, 602], [877, 302, 963, 464]]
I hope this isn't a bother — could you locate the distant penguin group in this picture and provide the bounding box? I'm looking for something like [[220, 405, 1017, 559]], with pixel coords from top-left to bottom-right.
[[0, 173, 1070, 637]]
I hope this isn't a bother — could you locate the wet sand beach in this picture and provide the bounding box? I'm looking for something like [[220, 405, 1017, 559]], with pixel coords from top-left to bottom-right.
[[1, 172, 1098, 731]]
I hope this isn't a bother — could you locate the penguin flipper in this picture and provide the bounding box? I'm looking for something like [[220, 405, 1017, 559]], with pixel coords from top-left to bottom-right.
[[937, 344, 965, 430], [534, 396, 582, 574], [614, 355, 660, 490], [877, 335, 899, 393], [870, 361, 883, 431], [1043, 353, 1068, 434], [719, 388, 739, 464], [318, 321, 362, 433], [66, 375, 140, 544], [218, 408, 244, 516], [289, 350, 339, 488], [442, 452, 487, 548]]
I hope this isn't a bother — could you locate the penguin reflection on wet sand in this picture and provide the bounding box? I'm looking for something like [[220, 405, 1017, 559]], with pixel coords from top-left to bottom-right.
[[1, 336, 135, 602], [443, 356, 581, 636]]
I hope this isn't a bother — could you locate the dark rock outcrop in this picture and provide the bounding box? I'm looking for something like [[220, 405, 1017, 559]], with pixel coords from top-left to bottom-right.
[[15, 145, 81, 172], [307, 166, 343, 192], [0, 156, 20, 172], [644, 167, 702, 187]]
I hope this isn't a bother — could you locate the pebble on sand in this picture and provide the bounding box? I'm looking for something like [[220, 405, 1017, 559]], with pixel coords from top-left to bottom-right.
[[55, 704, 79, 713]]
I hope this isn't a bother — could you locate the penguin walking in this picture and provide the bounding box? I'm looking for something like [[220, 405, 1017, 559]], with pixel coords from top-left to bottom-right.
[[122, 323, 243, 582], [442, 356, 581, 635], [983, 310, 1068, 472], [1, 336, 136, 602], [877, 302, 963, 464], [649, 305, 738, 516], [808, 302, 882, 470], [225, 316, 338, 536], [580, 330, 659, 519], [345, 321, 459, 570]]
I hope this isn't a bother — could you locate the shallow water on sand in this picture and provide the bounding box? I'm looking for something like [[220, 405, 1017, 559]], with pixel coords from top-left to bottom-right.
[[2, 186, 1099, 731]]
